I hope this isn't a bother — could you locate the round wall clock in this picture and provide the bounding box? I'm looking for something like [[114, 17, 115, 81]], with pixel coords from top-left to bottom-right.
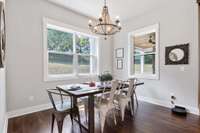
[[0, 2, 5, 68]]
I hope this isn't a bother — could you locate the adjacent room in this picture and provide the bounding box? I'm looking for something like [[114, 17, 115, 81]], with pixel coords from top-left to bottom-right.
[[0, 0, 200, 133]]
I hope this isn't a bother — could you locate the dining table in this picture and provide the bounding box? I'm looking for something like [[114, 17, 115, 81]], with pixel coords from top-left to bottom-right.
[[56, 81, 144, 133]]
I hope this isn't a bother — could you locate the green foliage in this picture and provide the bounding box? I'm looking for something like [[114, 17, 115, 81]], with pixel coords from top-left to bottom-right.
[[47, 29, 73, 52], [47, 28, 90, 54], [76, 35, 90, 54], [134, 54, 155, 64], [144, 54, 155, 64], [98, 72, 113, 82]]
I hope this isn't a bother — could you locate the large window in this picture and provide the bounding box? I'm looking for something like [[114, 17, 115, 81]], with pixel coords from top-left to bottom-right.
[[44, 18, 98, 81], [128, 24, 159, 79]]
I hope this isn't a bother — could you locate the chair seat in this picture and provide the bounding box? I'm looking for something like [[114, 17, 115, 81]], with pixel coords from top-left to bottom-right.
[[114, 94, 130, 104], [115, 94, 128, 99], [55, 100, 71, 112], [95, 98, 115, 110]]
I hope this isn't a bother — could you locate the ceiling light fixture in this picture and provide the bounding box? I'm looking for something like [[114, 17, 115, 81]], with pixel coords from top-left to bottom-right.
[[88, 0, 121, 40]]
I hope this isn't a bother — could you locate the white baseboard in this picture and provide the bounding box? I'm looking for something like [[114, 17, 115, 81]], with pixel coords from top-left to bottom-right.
[[3, 114, 8, 133], [138, 96, 171, 108], [7, 103, 52, 119], [138, 96, 200, 116], [186, 106, 200, 115]]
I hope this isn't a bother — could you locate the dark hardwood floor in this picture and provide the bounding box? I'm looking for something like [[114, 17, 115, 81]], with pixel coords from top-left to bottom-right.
[[7, 101, 200, 133]]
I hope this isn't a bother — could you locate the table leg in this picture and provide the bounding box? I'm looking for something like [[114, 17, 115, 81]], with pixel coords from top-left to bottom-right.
[[72, 96, 89, 132], [73, 97, 77, 107], [73, 97, 77, 118], [88, 95, 95, 133], [131, 95, 134, 116]]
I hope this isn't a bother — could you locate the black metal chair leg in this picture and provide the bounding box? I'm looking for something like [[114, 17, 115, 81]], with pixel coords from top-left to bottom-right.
[[70, 113, 73, 125], [51, 113, 55, 133], [130, 99, 134, 116], [57, 119, 64, 133], [76, 107, 82, 133], [130, 96, 135, 116], [135, 92, 139, 107]]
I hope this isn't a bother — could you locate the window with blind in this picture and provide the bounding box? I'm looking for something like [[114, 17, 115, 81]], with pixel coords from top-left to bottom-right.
[[128, 24, 159, 79]]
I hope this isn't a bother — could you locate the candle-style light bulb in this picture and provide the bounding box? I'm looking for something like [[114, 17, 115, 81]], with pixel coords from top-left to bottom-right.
[[94, 26, 97, 30], [115, 16, 120, 24], [107, 26, 112, 32], [88, 20, 92, 24], [118, 22, 121, 27], [115, 16, 120, 20]]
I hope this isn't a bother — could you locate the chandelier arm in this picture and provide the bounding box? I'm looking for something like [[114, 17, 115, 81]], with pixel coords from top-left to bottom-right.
[[96, 23, 119, 28], [94, 28, 119, 35], [93, 24, 120, 34], [89, 32, 117, 36], [100, 23, 105, 35]]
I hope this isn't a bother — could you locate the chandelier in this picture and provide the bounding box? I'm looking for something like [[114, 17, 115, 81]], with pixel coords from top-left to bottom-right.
[[88, 0, 121, 39]]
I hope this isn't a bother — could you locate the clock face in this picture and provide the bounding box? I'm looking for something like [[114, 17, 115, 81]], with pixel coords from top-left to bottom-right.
[[0, 2, 5, 68], [169, 48, 184, 62]]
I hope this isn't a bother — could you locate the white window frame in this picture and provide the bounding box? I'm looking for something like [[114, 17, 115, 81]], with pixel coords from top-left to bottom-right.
[[128, 24, 160, 80], [43, 18, 99, 81]]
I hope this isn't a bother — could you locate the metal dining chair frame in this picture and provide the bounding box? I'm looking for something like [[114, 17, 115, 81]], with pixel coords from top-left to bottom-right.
[[47, 88, 82, 133]]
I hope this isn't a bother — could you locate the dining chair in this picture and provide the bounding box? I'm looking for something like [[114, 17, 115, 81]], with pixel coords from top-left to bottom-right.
[[121, 78, 139, 108], [130, 78, 139, 107], [83, 81, 112, 123], [115, 78, 137, 121], [95, 80, 119, 132], [47, 88, 82, 133]]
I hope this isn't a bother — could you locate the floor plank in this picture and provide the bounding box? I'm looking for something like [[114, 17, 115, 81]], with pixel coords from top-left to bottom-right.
[[7, 102, 200, 133]]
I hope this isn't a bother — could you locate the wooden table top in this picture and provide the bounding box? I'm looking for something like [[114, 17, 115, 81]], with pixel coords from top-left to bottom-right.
[[56, 82, 144, 97]]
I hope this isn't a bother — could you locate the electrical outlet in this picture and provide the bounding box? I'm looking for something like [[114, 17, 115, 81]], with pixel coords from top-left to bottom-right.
[[170, 93, 176, 100], [170, 93, 176, 107]]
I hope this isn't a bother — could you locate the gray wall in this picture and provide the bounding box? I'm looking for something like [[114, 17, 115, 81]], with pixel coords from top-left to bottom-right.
[[0, 68, 6, 133], [0, 0, 6, 132], [113, 0, 199, 112], [5, 0, 199, 114], [6, 0, 113, 111]]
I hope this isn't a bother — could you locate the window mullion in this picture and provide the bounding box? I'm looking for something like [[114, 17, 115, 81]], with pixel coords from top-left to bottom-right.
[[141, 55, 144, 74], [143, 52, 155, 55], [73, 33, 78, 76], [89, 38, 93, 74]]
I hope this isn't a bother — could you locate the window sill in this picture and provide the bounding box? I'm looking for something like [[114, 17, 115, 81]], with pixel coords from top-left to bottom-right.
[[129, 74, 159, 80], [44, 74, 98, 82]]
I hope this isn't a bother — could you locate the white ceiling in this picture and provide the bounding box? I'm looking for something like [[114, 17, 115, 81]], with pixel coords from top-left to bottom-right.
[[48, 0, 168, 21]]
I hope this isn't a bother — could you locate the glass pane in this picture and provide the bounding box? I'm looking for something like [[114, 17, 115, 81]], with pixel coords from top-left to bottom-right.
[[144, 54, 155, 74], [75, 34, 90, 54], [133, 55, 141, 74], [48, 52, 73, 75], [78, 55, 90, 73], [134, 51, 141, 55], [47, 28, 73, 53], [133, 32, 156, 54]]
